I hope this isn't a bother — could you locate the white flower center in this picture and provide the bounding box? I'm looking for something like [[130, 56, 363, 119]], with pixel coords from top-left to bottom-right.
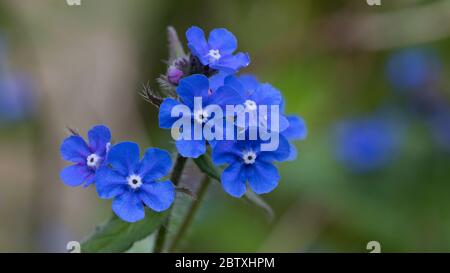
[[208, 49, 221, 62], [86, 154, 101, 168], [127, 174, 142, 190], [193, 109, 209, 124], [244, 100, 257, 111], [242, 151, 257, 164]]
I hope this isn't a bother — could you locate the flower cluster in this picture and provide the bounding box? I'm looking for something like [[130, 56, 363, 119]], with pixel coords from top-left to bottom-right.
[[158, 26, 307, 197], [60, 125, 175, 222], [59, 26, 306, 222]]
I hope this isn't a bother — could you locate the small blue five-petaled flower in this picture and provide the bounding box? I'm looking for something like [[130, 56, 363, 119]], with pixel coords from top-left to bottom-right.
[[60, 125, 111, 187], [222, 74, 290, 132], [212, 135, 291, 198], [95, 142, 175, 223], [186, 26, 250, 74], [159, 74, 242, 158]]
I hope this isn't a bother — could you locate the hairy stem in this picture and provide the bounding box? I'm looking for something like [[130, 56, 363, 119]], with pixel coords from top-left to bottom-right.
[[153, 154, 187, 253], [169, 175, 211, 252]]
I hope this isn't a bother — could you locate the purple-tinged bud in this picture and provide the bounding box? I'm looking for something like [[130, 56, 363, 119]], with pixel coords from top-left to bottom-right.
[[167, 65, 184, 85]]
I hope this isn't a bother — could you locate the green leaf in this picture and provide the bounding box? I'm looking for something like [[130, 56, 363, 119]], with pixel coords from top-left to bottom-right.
[[193, 154, 274, 220], [81, 210, 167, 253], [167, 26, 186, 62], [193, 154, 220, 180]]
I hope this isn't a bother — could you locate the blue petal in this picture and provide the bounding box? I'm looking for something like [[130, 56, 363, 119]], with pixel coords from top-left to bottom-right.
[[252, 83, 282, 106], [221, 162, 247, 198], [138, 148, 172, 181], [60, 135, 90, 163], [283, 116, 307, 140], [247, 161, 279, 194], [224, 75, 247, 97], [112, 191, 145, 223], [60, 164, 93, 187], [95, 166, 127, 199], [175, 138, 206, 158], [209, 71, 228, 92], [139, 180, 175, 212], [159, 98, 184, 129], [88, 125, 111, 155], [212, 52, 250, 74], [212, 140, 240, 165], [238, 74, 259, 91], [84, 174, 96, 188], [209, 85, 243, 108], [278, 114, 290, 132], [177, 74, 210, 108], [285, 142, 298, 161], [264, 113, 290, 133], [258, 134, 291, 162], [107, 142, 140, 176], [186, 26, 209, 65], [208, 28, 237, 55]]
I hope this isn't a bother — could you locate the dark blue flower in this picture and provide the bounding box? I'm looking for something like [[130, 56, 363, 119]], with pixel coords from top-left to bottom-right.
[[159, 74, 242, 158], [334, 117, 400, 173], [95, 142, 175, 223], [60, 125, 111, 187], [186, 26, 250, 74], [386, 48, 441, 92], [212, 135, 291, 197]]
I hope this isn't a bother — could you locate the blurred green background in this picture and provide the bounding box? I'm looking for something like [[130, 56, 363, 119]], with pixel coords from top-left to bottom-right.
[[1, 0, 450, 252]]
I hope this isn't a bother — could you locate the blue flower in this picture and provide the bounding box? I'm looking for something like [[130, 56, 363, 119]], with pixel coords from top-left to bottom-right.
[[212, 135, 291, 197], [159, 74, 242, 158], [60, 125, 111, 187], [334, 117, 400, 173], [223, 75, 290, 132], [386, 48, 441, 92], [217, 73, 307, 160], [0, 75, 36, 125], [186, 26, 250, 74], [95, 142, 175, 223], [428, 105, 450, 151]]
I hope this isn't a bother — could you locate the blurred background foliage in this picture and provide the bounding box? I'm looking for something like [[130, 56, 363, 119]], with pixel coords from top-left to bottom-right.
[[0, 0, 450, 252]]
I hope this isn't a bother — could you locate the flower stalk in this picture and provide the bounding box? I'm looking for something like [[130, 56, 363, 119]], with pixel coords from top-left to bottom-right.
[[153, 154, 187, 253], [169, 175, 211, 252]]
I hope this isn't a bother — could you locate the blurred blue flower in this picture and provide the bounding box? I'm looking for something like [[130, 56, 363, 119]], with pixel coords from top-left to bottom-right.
[[159, 74, 242, 158], [186, 26, 250, 74], [212, 135, 291, 197], [60, 125, 111, 187], [428, 106, 450, 151], [0, 35, 36, 125], [334, 117, 400, 173], [0, 74, 36, 124], [386, 48, 441, 92], [95, 142, 175, 223]]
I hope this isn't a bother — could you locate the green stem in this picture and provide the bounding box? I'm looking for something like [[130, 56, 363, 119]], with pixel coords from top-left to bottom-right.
[[153, 154, 187, 253], [169, 175, 211, 252]]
